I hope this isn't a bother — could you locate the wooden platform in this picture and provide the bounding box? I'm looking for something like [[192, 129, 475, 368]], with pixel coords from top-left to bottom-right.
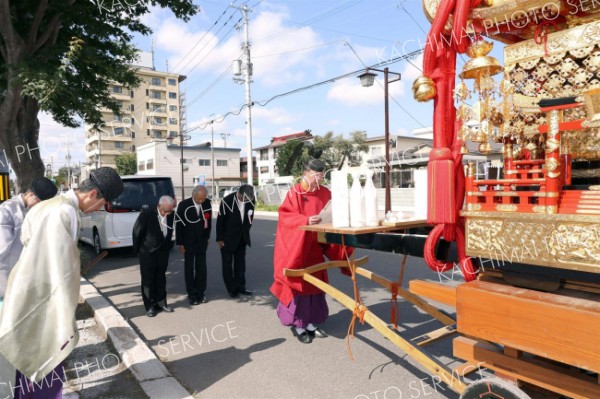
[[456, 279, 600, 374], [300, 219, 428, 235]]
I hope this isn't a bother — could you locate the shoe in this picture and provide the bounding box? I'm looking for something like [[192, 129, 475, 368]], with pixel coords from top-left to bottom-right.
[[200, 296, 208, 303], [307, 327, 328, 338], [189, 298, 199, 305], [160, 305, 174, 313], [229, 292, 239, 298], [240, 290, 253, 296], [290, 326, 313, 344], [146, 308, 157, 317]]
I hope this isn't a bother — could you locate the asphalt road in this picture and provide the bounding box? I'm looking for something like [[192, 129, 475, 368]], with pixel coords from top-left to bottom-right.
[[84, 218, 471, 399]]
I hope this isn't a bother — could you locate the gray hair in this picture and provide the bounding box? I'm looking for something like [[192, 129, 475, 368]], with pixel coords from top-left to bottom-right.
[[192, 185, 208, 196], [158, 195, 175, 207]]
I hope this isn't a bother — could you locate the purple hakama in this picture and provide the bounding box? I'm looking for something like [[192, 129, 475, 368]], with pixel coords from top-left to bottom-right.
[[277, 293, 328, 328], [14, 366, 64, 399]]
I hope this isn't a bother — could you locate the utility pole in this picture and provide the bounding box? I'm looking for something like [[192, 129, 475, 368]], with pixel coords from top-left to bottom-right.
[[66, 140, 71, 189], [211, 121, 215, 199], [232, 4, 254, 186]]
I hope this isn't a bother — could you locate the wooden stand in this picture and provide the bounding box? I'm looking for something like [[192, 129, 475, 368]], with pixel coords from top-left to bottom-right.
[[291, 224, 600, 398]]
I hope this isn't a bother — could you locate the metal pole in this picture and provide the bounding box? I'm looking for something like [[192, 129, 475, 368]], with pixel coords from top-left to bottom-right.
[[180, 132, 185, 200], [211, 122, 215, 198], [242, 4, 254, 186], [98, 131, 101, 170], [384, 67, 391, 213]]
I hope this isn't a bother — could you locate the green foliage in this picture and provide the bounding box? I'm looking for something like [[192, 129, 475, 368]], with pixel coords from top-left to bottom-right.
[[274, 130, 369, 179], [115, 152, 137, 176], [275, 140, 306, 177], [1, 0, 198, 128], [255, 197, 279, 212]]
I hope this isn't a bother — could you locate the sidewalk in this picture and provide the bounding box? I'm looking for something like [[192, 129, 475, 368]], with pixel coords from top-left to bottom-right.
[[64, 212, 278, 398], [63, 279, 193, 399]]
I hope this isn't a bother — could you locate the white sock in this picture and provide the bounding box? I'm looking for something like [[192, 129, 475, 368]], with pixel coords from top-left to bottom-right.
[[306, 323, 316, 331], [295, 327, 306, 334]]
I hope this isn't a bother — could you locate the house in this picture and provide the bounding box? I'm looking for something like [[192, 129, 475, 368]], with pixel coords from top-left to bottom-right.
[[254, 131, 313, 186], [136, 140, 242, 199]]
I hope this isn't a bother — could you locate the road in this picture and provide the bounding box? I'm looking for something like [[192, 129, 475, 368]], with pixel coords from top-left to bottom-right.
[[84, 218, 471, 399]]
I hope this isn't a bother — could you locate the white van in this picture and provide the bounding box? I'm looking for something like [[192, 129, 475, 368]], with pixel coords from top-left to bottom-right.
[[79, 175, 176, 254]]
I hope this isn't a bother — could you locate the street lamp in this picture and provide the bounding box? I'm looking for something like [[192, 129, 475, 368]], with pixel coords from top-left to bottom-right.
[[357, 67, 401, 213]]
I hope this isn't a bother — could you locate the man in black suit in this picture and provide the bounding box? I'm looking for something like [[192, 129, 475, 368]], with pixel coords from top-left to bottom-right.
[[132, 195, 176, 317], [176, 185, 212, 305], [216, 184, 255, 298]]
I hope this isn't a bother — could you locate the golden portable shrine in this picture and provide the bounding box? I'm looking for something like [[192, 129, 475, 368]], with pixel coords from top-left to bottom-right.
[[284, 1, 600, 398]]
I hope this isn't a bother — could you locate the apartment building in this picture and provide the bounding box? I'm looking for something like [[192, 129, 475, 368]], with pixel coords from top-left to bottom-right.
[[85, 54, 185, 174]]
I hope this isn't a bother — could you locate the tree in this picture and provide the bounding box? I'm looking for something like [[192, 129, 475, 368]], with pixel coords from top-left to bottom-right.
[[115, 152, 137, 176], [0, 0, 197, 192], [275, 130, 370, 178], [274, 140, 305, 177]]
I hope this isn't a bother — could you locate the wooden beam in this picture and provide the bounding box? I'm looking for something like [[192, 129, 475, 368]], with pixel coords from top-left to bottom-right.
[[454, 337, 600, 399], [409, 280, 457, 307], [301, 272, 468, 394], [283, 256, 369, 277], [457, 280, 600, 373], [411, 324, 457, 346], [355, 268, 455, 326]]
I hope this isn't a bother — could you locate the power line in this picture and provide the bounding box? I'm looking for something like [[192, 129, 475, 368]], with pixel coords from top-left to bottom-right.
[[251, 0, 364, 44], [343, 41, 426, 128], [181, 16, 242, 77], [170, 2, 236, 74], [187, 49, 426, 132]]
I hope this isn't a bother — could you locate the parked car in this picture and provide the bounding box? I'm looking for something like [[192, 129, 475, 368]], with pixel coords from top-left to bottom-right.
[[79, 175, 175, 255]]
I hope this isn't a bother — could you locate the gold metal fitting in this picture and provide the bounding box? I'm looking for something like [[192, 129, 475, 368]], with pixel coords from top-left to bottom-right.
[[412, 76, 436, 102]]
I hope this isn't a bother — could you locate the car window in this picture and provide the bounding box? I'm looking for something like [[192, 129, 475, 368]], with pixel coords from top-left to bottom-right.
[[111, 178, 175, 211]]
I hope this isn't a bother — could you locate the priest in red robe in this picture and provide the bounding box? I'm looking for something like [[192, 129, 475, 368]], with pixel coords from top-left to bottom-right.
[[270, 159, 351, 344]]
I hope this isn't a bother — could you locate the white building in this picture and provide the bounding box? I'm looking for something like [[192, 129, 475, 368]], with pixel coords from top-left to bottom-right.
[[136, 140, 242, 199], [255, 131, 313, 186]]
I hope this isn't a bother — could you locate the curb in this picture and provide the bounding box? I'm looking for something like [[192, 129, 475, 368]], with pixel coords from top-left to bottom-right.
[[79, 278, 194, 399]]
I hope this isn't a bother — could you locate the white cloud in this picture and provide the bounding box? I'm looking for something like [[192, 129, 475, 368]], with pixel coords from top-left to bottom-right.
[[37, 113, 86, 169], [402, 53, 424, 81], [252, 107, 295, 125], [327, 78, 405, 106]]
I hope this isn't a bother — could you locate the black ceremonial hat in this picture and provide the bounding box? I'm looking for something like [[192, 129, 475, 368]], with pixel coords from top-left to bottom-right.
[[31, 177, 58, 200], [307, 158, 325, 172], [90, 167, 124, 202]]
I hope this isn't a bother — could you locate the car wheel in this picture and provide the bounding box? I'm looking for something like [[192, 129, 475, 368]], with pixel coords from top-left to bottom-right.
[[93, 229, 102, 256]]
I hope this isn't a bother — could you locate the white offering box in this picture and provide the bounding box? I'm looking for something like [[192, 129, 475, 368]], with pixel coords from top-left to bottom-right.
[[331, 170, 350, 228]]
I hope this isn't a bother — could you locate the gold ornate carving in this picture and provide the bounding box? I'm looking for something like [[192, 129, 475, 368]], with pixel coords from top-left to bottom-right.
[[505, 22, 600, 66], [546, 205, 558, 214], [545, 157, 561, 171], [496, 204, 517, 212], [546, 138, 560, 153], [563, 129, 600, 158], [533, 205, 546, 213], [465, 216, 600, 274], [467, 203, 482, 211]]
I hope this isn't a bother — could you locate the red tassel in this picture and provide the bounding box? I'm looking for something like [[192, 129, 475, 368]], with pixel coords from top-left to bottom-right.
[[427, 149, 456, 224]]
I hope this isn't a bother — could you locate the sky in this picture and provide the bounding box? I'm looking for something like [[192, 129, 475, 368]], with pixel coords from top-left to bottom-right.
[[38, 0, 504, 171]]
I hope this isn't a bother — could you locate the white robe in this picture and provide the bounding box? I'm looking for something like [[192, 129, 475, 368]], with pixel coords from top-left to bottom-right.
[[0, 194, 81, 382], [0, 194, 26, 299], [0, 195, 25, 399]]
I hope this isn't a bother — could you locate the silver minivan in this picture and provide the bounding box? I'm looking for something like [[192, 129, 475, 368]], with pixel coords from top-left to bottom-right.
[[79, 175, 175, 254]]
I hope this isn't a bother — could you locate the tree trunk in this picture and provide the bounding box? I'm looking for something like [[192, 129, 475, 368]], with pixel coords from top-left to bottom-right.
[[0, 75, 45, 194]]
